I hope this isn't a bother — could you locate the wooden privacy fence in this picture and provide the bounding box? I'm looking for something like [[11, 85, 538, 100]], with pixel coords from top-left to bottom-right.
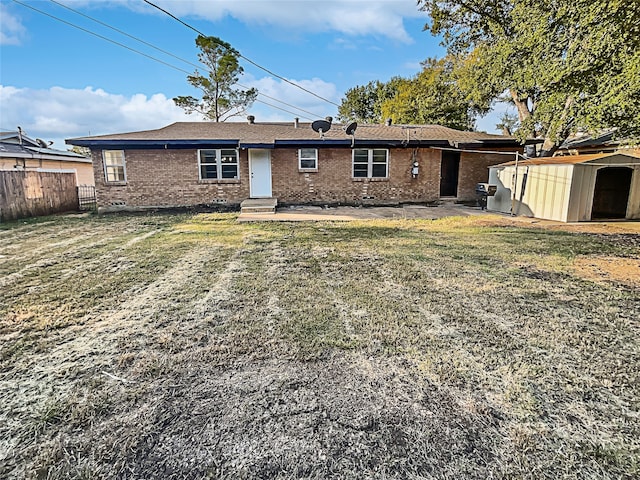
[[0, 170, 79, 222]]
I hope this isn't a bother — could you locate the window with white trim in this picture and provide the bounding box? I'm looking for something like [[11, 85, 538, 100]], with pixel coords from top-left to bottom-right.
[[103, 150, 126, 182], [198, 149, 239, 180], [352, 149, 388, 178], [298, 148, 318, 170]]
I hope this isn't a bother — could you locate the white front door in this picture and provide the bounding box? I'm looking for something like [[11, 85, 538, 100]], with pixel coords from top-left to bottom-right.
[[249, 149, 272, 198]]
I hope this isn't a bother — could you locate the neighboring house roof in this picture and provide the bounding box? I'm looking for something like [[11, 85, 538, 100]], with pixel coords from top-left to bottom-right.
[[560, 130, 618, 150], [0, 135, 91, 163], [556, 129, 638, 154], [66, 121, 530, 149], [0, 132, 43, 148], [493, 152, 640, 167]]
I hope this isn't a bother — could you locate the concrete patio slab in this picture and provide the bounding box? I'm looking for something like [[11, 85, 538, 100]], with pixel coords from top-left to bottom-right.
[[237, 203, 489, 222]]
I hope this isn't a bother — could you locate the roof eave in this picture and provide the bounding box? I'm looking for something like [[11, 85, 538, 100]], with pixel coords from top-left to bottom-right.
[[66, 138, 456, 149], [66, 139, 240, 149], [454, 139, 524, 149]]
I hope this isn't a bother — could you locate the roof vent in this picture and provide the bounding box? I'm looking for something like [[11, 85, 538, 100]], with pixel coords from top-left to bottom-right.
[[294, 117, 299, 128], [247, 115, 255, 124], [385, 118, 392, 126]]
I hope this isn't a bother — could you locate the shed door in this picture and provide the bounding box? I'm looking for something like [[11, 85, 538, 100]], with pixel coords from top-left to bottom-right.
[[591, 167, 632, 219], [440, 151, 460, 197]]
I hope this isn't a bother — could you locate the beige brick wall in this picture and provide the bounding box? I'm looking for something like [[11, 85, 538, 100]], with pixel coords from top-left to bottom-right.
[[92, 147, 514, 208]]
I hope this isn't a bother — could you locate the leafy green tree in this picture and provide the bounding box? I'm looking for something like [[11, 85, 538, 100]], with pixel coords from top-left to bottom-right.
[[380, 57, 485, 130], [338, 58, 484, 129], [496, 112, 519, 136], [174, 35, 257, 122], [337, 80, 399, 123], [68, 145, 91, 157], [418, 0, 640, 156]]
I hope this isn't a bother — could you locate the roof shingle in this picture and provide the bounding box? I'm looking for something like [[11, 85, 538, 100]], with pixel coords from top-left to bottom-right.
[[67, 121, 519, 146]]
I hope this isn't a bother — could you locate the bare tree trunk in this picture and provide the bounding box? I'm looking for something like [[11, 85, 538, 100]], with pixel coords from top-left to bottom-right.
[[539, 137, 560, 157], [510, 89, 537, 152], [539, 96, 574, 157], [510, 90, 531, 122]]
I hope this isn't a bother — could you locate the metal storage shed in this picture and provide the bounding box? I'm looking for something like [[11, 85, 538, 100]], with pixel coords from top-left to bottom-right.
[[487, 152, 640, 222]]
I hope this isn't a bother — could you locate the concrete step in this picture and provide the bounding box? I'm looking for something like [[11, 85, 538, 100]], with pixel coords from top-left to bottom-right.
[[240, 198, 278, 214]]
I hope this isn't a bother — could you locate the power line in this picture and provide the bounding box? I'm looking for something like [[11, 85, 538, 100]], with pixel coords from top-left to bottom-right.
[[48, 0, 325, 120], [252, 100, 315, 120], [244, 89, 320, 120], [13, 0, 321, 120], [48, 0, 196, 70], [141, 0, 341, 108], [12, 0, 191, 75]]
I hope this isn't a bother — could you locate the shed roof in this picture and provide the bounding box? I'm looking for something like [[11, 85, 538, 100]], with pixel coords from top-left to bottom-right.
[[66, 121, 526, 149], [493, 152, 640, 168]]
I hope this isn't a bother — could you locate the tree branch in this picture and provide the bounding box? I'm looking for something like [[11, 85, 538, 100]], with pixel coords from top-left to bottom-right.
[[456, 0, 513, 38]]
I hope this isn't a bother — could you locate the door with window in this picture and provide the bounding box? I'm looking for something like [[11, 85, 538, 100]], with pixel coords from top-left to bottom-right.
[[249, 149, 272, 198]]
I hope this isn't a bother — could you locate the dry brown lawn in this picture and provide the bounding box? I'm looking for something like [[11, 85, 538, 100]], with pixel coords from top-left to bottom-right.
[[0, 212, 638, 479]]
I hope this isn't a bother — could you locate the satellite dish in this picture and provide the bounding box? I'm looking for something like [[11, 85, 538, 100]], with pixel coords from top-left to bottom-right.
[[36, 138, 48, 148], [311, 119, 332, 136], [344, 122, 357, 136]]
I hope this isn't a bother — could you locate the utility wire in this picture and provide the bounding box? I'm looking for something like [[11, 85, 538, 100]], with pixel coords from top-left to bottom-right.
[[49, 0, 320, 120], [12, 0, 191, 75], [12, 0, 319, 120], [47, 0, 324, 119], [49, 0, 195, 69], [141, 0, 341, 108]]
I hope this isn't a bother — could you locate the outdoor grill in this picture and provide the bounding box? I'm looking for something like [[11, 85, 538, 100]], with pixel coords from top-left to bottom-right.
[[475, 183, 497, 210]]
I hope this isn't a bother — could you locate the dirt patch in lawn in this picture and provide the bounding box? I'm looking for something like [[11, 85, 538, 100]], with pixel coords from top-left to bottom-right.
[[573, 256, 640, 286]]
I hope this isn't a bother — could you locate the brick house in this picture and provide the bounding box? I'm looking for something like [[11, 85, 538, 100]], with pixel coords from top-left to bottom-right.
[[66, 120, 525, 211]]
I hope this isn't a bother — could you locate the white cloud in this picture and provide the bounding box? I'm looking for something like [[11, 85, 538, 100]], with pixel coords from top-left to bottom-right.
[[68, 0, 426, 43], [0, 4, 27, 45], [0, 75, 341, 148], [173, 0, 425, 42], [0, 85, 193, 148]]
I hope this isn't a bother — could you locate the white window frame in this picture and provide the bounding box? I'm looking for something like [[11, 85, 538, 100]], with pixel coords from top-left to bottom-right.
[[298, 148, 318, 170], [352, 148, 388, 178], [198, 149, 239, 180], [103, 150, 126, 183]]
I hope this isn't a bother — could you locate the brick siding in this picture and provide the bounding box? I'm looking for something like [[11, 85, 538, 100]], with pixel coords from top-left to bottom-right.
[[458, 150, 515, 199], [92, 147, 511, 209]]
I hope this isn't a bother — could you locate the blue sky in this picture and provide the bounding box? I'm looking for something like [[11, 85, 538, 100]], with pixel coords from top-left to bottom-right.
[[0, 0, 509, 149]]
